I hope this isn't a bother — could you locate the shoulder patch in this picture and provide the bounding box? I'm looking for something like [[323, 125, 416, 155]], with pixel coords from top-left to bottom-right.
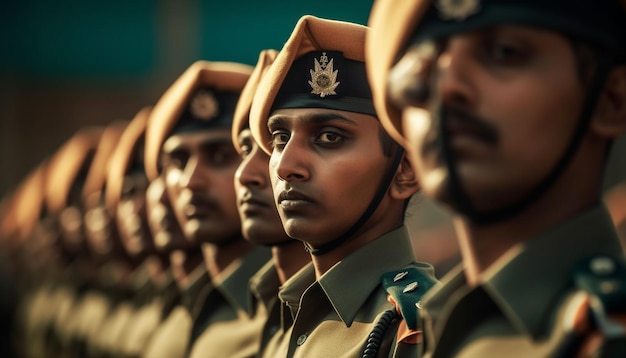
[[381, 267, 437, 329]]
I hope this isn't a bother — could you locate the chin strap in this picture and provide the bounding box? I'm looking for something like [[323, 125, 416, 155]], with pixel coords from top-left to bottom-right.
[[304, 146, 405, 256], [442, 57, 614, 226]]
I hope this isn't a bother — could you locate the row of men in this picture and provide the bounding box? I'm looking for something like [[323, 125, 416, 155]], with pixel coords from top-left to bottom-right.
[[2, 0, 626, 357]]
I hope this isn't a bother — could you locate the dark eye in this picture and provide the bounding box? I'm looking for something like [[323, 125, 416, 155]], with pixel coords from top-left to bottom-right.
[[165, 152, 188, 170], [207, 146, 239, 167], [317, 132, 343, 144], [271, 131, 290, 149], [485, 38, 529, 66], [238, 138, 253, 158]]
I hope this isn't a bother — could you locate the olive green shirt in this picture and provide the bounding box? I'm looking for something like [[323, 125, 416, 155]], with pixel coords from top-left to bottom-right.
[[141, 263, 210, 358], [261, 226, 435, 358], [249, 260, 282, 356], [187, 247, 271, 358], [422, 205, 625, 358]]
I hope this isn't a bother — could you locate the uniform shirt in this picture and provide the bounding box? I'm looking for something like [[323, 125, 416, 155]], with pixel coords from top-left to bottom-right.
[[261, 226, 435, 358], [141, 264, 210, 358], [187, 247, 271, 358], [249, 260, 282, 356], [422, 205, 625, 358]]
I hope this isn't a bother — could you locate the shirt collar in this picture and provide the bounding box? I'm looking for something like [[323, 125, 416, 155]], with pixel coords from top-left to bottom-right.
[[211, 247, 271, 316], [180, 264, 212, 314], [425, 205, 623, 339], [482, 204, 622, 337], [248, 260, 281, 316], [318, 225, 417, 326]]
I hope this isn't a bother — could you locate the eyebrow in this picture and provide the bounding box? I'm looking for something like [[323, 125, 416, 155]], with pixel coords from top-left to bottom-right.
[[162, 136, 233, 154], [267, 112, 359, 130]]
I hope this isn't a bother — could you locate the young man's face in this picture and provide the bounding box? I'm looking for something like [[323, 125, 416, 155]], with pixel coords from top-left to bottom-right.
[[146, 177, 190, 253], [161, 129, 242, 245], [388, 25, 585, 212], [116, 172, 154, 257], [267, 108, 389, 246], [234, 128, 290, 245]]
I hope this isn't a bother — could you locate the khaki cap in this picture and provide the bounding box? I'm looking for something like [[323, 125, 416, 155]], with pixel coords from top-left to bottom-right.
[[144, 61, 253, 180]]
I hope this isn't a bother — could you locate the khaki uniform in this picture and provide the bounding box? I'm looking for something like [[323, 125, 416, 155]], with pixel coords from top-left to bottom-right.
[[141, 264, 210, 358], [249, 260, 282, 356], [261, 226, 435, 358], [187, 247, 271, 358], [422, 205, 626, 357]]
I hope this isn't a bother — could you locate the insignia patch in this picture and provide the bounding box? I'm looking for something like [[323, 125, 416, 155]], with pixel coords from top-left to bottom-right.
[[436, 0, 480, 21], [190, 89, 219, 121], [308, 52, 340, 98]]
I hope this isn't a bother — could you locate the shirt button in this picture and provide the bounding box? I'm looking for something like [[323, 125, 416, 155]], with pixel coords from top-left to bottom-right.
[[296, 334, 307, 346]]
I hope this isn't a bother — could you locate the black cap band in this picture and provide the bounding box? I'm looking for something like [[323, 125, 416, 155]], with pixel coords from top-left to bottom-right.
[[172, 89, 241, 134], [273, 51, 376, 116], [413, 0, 626, 61]]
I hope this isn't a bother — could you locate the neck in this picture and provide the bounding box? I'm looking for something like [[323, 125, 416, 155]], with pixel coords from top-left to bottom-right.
[[201, 237, 253, 280], [310, 209, 403, 279], [455, 178, 600, 286], [272, 241, 310, 284], [170, 249, 204, 288]]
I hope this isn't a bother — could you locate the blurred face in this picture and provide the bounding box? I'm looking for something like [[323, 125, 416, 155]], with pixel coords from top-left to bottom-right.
[[84, 192, 118, 257], [161, 130, 242, 245], [116, 172, 155, 258], [388, 26, 585, 212], [146, 177, 190, 253], [268, 108, 389, 246], [234, 128, 290, 245]]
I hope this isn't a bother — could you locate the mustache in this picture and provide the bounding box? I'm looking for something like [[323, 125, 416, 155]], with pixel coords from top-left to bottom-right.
[[186, 193, 220, 210], [424, 105, 500, 153]]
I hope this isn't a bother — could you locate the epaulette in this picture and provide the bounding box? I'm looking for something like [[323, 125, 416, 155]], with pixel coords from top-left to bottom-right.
[[572, 254, 626, 314], [567, 254, 626, 357], [381, 267, 438, 330]]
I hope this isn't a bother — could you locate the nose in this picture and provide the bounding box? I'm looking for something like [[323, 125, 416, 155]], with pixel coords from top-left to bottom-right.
[[388, 41, 438, 109], [436, 38, 476, 109], [388, 38, 476, 110], [271, 136, 310, 183], [236, 147, 269, 189], [179, 156, 207, 190]]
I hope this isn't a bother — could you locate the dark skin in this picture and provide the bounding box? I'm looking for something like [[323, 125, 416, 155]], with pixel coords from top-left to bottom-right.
[[161, 129, 253, 279], [388, 25, 626, 284], [267, 108, 419, 278], [235, 128, 310, 284]]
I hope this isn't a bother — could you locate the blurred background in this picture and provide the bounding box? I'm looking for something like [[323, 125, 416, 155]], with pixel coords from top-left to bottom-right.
[[0, 0, 378, 198]]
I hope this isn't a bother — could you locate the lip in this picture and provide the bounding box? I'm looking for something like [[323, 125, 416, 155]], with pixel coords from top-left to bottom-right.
[[277, 190, 315, 211], [182, 195, 217, 219], [443, 108, 498, 146], [239, 191, 272, 215]]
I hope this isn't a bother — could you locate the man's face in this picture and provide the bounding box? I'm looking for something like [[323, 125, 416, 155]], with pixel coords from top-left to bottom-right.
[[388, 25, 585, 212], [234, 128, 290, 245], [161, 129, 242, 245], [267, 108, 389, 246], [146, 177, 190, 253], [116, 172, 155, 258]]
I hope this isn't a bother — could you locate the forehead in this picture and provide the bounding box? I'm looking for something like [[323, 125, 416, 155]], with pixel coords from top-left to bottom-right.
[[268, 108, 378, 128], [162, 129, 232, 153]]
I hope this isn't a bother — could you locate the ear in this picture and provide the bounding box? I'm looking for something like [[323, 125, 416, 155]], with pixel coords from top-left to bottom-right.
[[590, 65, 626, 138], [389, 153, 420, 200]]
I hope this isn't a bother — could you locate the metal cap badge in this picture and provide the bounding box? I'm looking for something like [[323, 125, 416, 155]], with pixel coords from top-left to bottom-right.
[[309, 52, 340, 98], [190, 89, 219, 121]]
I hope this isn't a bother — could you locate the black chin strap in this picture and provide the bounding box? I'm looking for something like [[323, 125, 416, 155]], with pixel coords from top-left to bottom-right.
[[442, 58, 614, 225], [305, 146, 405, 256]]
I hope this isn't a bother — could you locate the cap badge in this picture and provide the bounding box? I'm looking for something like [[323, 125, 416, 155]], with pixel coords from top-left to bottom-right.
[[436, 0, 480, 21], [190, 89, 219, 121], [309, 52, 340, 98]]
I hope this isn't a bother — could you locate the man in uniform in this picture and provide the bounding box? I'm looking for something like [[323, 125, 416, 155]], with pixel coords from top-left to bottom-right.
[[249, 15, 437, 357], [367, 0, 626, 356], [105, 107, 173, 358], [231, 49, 311, 356], [143, 60, 271, 357]]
